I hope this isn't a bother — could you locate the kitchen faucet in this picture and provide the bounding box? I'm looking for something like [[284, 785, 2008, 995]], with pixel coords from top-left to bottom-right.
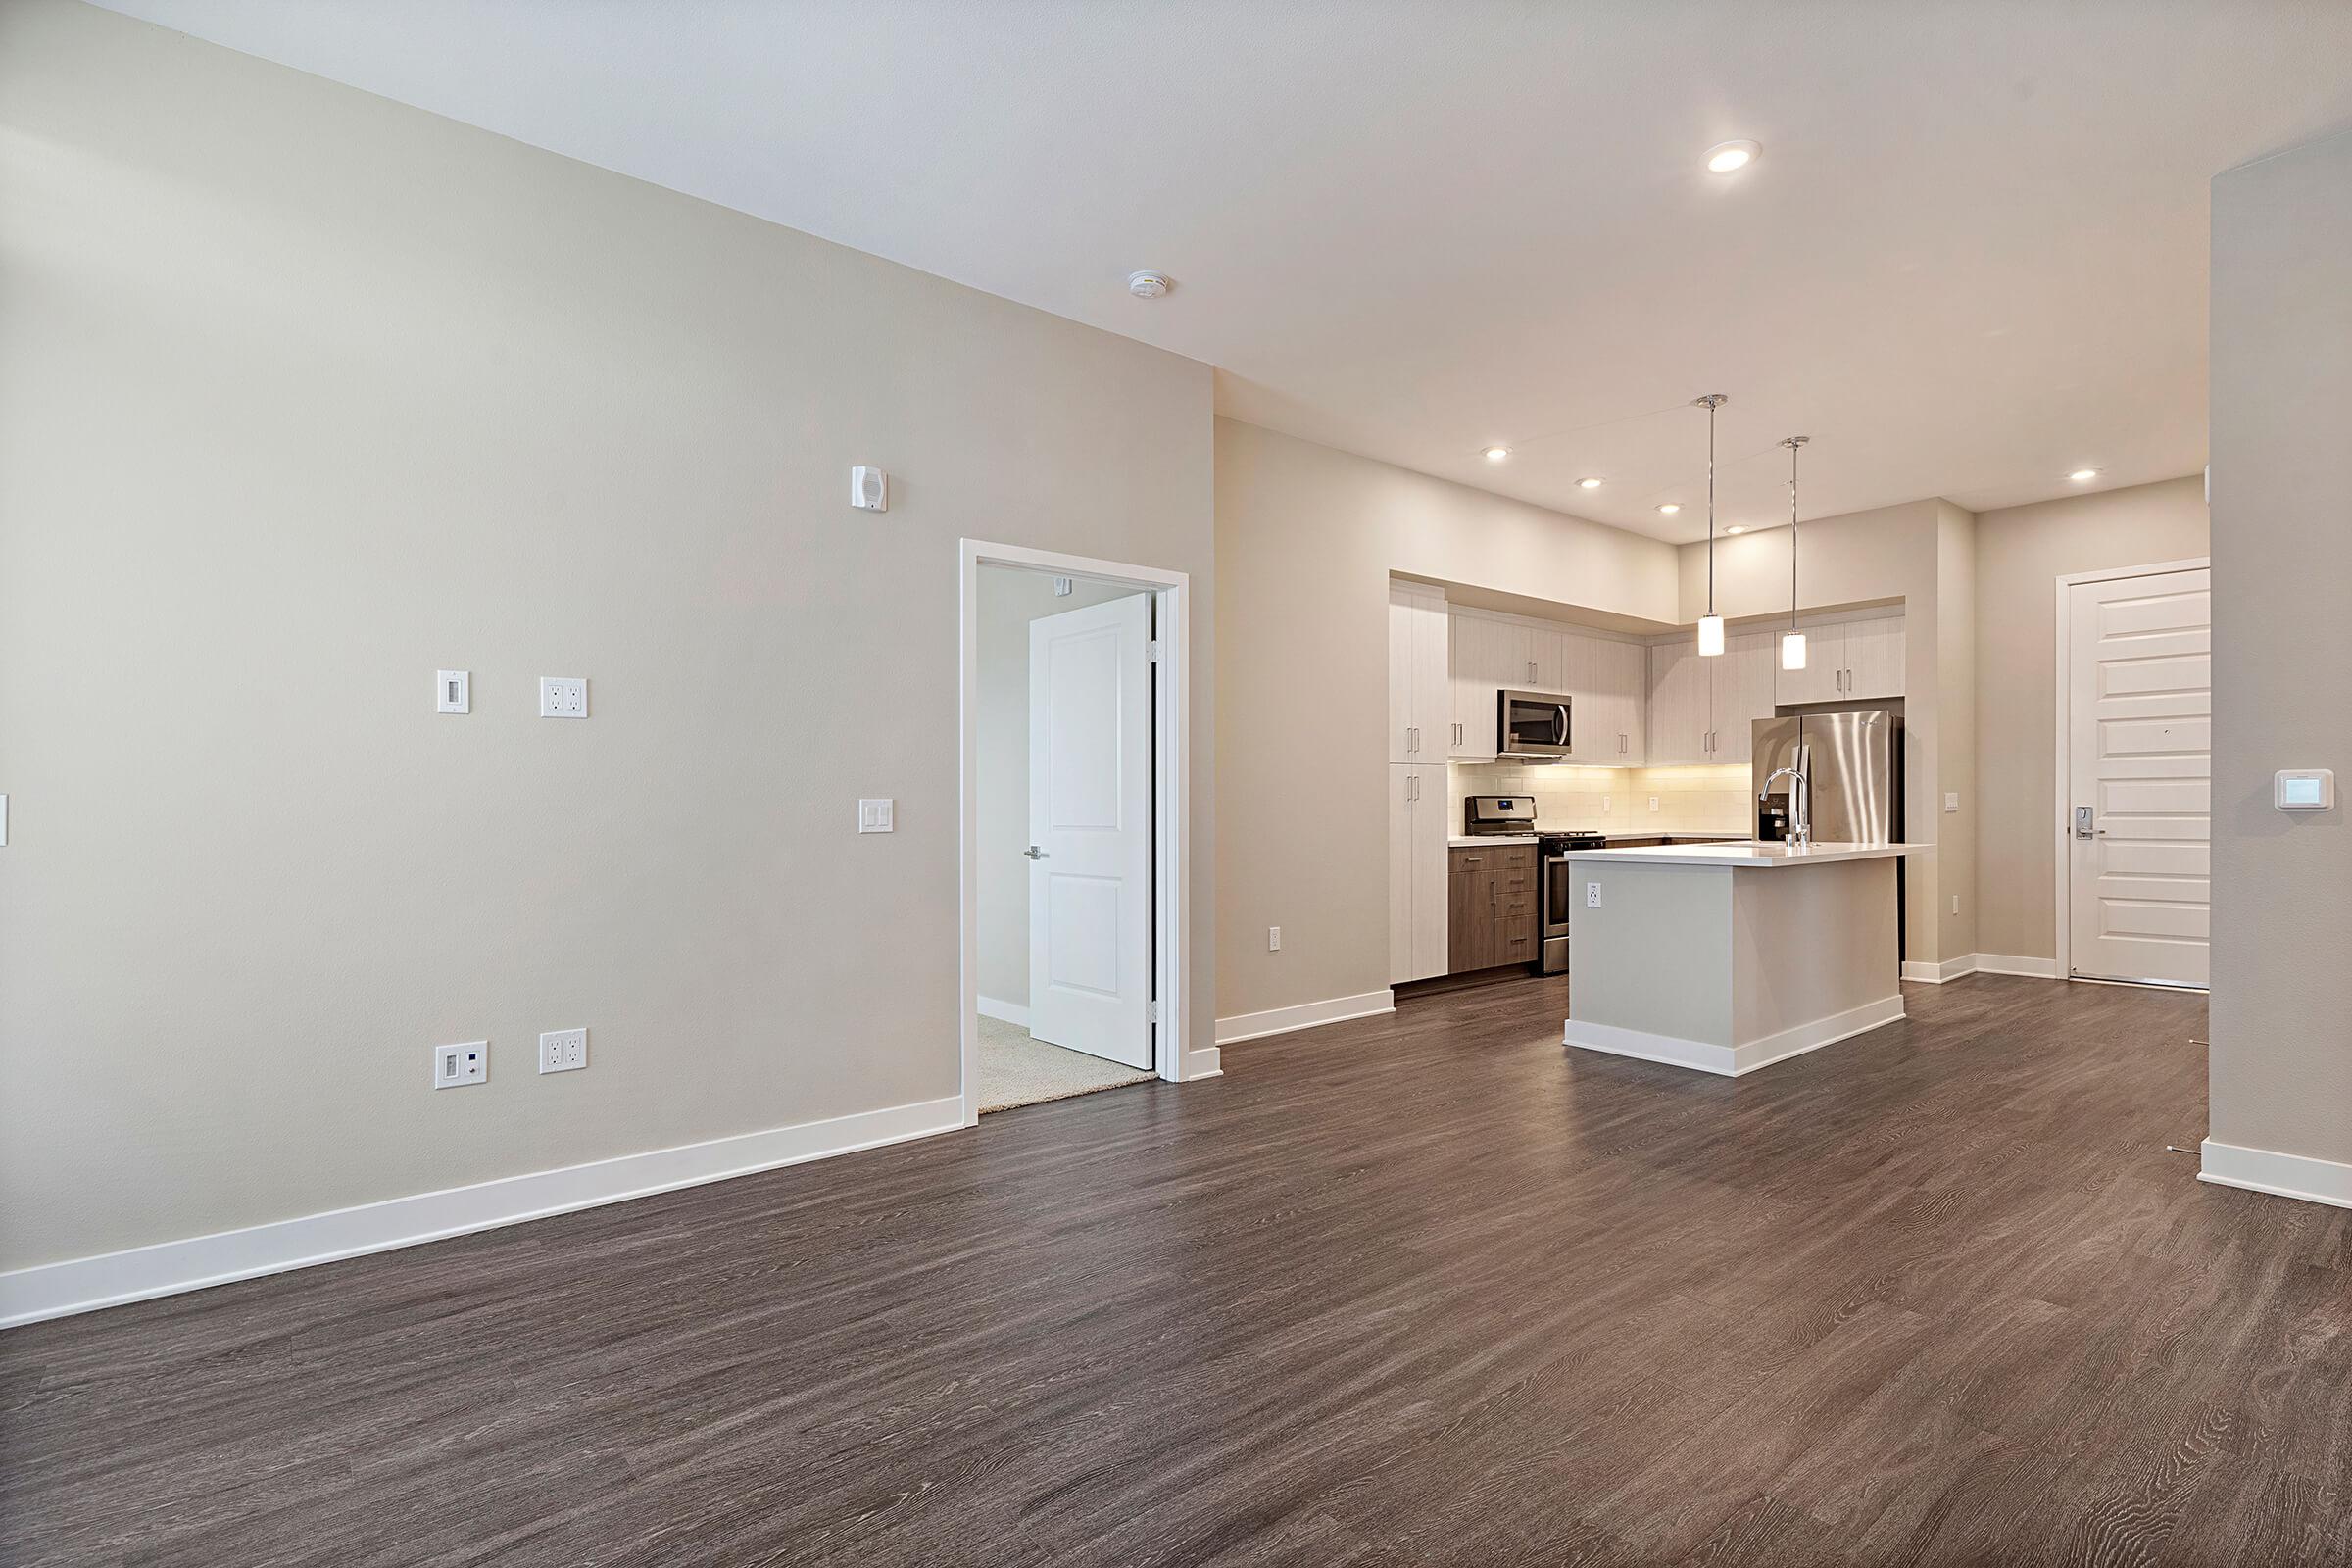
[[1759, 748, 1813, 849]]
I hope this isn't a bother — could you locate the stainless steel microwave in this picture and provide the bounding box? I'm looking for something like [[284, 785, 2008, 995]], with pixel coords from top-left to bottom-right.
[[1497, 689, 1571, 759]]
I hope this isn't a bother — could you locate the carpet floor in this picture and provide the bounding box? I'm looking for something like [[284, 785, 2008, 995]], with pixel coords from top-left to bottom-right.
[[976, 1013, 1152, 1113]]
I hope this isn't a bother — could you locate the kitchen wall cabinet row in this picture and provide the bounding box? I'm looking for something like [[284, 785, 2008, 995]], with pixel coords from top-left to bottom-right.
[[1645, 614, 1906, 766], [1448, 608, 1647, 763]]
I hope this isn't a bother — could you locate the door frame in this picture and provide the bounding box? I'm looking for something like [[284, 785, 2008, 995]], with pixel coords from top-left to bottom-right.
[[2050, 556, 2211, 984], [957, 539, 1202, 1129]]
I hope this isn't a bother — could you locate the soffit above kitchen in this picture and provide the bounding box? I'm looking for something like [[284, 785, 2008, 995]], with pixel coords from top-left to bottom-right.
[[94, 0, 2352, 541]]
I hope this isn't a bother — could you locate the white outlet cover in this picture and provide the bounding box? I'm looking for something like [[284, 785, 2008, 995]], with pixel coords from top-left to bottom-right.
[[436, 669, 470, 713], [858, 798, 894, 833], [1944, 791, 1960, 813], [1647, 796, 1660, 812], [1585, 881, 1602, 908], [1268, 925, 1282, 951], [538, 1027, 588, 1074], [539, 676, 588, 718], [433, 1041, 488, 1089]]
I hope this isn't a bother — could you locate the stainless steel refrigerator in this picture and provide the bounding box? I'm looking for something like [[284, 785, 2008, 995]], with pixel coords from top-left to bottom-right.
[[1752, 710, 1903, 843], [1754, 708, 1906, 951]]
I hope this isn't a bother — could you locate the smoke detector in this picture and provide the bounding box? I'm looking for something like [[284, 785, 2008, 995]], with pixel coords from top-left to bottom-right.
[[1127, 270, 1173, 299]]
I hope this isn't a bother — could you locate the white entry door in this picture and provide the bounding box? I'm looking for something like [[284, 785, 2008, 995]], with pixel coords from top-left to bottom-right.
[[2066, 567, 2211, 987], [1028, 593, 1154, 1067]]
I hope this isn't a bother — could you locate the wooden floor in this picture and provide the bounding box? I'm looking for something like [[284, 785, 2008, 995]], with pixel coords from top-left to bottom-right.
[[6, 974, 2348, 1565]]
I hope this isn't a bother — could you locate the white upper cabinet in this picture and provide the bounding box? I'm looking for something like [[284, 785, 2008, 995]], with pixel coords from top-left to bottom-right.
[[1388, 580, 1450, 762], [1449, 611, 1526, 759], [1525, 622, 1567, 692], [1647, 640, 1712, 765], [1561, 629, 1644, 764], [1841, 616, 1907, 701], [1773, 613, 1907, 705], [1712, 632, 1777, 765]]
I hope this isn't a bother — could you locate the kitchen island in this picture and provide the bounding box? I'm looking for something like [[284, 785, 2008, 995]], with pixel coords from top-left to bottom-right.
[[1562, 842, 1924, 1077]]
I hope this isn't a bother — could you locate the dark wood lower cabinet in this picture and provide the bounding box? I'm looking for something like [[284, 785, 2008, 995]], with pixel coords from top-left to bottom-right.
[[1448, 843, 1537, 972]]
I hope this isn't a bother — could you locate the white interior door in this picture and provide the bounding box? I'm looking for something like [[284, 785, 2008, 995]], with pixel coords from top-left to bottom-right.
[[1028, 593, 1154, 1066], [2067, 568, 2211, 987]]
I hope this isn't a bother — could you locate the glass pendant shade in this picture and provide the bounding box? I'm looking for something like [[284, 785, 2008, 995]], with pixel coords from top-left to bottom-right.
[[1697, 614, 1726, 657], [1781, 629, 1807, 670]]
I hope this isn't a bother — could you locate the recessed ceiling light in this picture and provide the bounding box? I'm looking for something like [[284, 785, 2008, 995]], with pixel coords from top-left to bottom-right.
[[1705, 139, 1760, 174], [1727, 525, 1747, 535], [1483, 446, 1511, 462], [1578, 476, 1603, 489], [1657, 503, 1682, 514], [2069, 467, 2100, 482], [1126, 270, 1172, 298]]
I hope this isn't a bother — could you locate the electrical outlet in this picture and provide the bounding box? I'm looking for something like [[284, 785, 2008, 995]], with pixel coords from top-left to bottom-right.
[[1944, 791, 1960, 814], [1585, 881, 1602, 908], [1600, 794, 1610, 815], [539, 676, 588, 718], [433, 1041, 487, 1089], [1267, 925, 1282, 952], [1647, 795, 1660, 812], [538, 1028, 587, 1074], [436, 669, 470, 713]]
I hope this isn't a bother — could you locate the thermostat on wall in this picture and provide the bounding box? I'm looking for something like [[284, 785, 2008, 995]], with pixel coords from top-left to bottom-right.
[[2275, 769, 2334, 810], [851, 466, 889, 512]]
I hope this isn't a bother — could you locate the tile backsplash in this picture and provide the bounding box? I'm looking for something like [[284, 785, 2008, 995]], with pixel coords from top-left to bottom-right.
[[1448, 761, 1752, 837]]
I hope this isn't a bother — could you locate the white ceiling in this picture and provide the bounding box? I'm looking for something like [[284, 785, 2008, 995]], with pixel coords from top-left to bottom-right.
[[97, 1, 2352, 541]]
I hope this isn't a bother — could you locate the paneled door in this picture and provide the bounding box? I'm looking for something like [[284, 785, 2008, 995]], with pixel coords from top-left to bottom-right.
[[2066, 567, 2211, 988], [1029, 593, 1155, 1066]]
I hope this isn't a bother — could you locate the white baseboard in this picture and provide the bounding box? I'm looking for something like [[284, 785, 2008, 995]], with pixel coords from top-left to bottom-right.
[[0, 1096, 964, 1330], [1902, 954, 1982, 984], [2198, 1138, 2352, 1211], [1976, 953, 2064, 979], [1181, 1046, 1223, 1079], [1215, 989, 1394, 1046], [1565, 994, 1906, 1078], [976, 995, 1031, 1029]]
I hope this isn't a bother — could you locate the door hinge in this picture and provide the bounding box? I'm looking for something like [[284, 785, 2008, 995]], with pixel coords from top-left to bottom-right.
[[1148, 640, 1162, 663], [1147, 1000, 1161, 1025]]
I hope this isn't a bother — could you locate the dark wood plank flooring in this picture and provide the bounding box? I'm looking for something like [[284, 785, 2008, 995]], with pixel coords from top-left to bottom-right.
[[5, 975, 2347, 1565]]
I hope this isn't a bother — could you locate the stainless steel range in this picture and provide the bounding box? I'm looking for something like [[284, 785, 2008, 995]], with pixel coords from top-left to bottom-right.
[[1462, 796, 1604, 975]]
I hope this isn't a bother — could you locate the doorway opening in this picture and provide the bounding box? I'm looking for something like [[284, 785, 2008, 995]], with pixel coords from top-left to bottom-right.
[[2053, 558, 2212, 989], [958, 542, 1198, 1124]]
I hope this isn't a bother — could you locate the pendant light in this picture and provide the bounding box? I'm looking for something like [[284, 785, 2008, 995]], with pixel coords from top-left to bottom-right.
[[1779, 435, 1810, 670], [1693, 393, 1728, 656]]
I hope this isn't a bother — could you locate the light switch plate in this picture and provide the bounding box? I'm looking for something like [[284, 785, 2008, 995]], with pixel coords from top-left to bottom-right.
[[539, 676, 588, 718], [437, 670, 470, 713], [858, 798, 895, 833], [1944, 792, 1960, 813], [433, 1041, 488, 1089], [2275, 769, 2334, 810], [538, 1028, 587, 1074], [0, 793, 8, 847]]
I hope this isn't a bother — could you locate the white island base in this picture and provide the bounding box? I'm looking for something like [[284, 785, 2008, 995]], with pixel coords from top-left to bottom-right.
[[1561, 842, 1925, 1077]]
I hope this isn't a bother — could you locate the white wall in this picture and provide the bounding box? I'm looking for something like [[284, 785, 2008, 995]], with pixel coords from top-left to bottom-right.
[[0, 0, 1214, 1275], [975, 569, 1134, 1010], [2207, 129, 2352, 1177], [1215, 418, 1678, 1023], [1970, 476, 2209, 960]]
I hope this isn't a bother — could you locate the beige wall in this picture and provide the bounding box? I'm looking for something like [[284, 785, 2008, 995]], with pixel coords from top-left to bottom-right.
[[975, 569, 1134, 1009], [2207, 129, 2352, 1172], [1675, 501, 1957, 962], [1215, 418, 1677, 1022], [0, 0, 1215, 1272], [1970, 476, 2210, 959]]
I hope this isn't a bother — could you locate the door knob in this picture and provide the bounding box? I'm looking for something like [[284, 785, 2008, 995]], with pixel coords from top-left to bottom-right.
[[1023, 846, 1049, 859]]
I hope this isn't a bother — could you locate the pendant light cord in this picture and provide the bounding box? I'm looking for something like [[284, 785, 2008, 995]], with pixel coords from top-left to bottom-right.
[[1706, 401, 1716, 616], [1788, 438, 1798, 628]]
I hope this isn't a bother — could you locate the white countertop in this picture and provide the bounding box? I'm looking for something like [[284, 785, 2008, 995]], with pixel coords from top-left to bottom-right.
[[1564, 841, 1925, 867], [1447, 832, 1748, 850]]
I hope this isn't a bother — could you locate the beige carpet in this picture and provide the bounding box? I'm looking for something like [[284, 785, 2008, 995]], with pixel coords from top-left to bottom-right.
[[978, 1013, 1152, 1113]]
